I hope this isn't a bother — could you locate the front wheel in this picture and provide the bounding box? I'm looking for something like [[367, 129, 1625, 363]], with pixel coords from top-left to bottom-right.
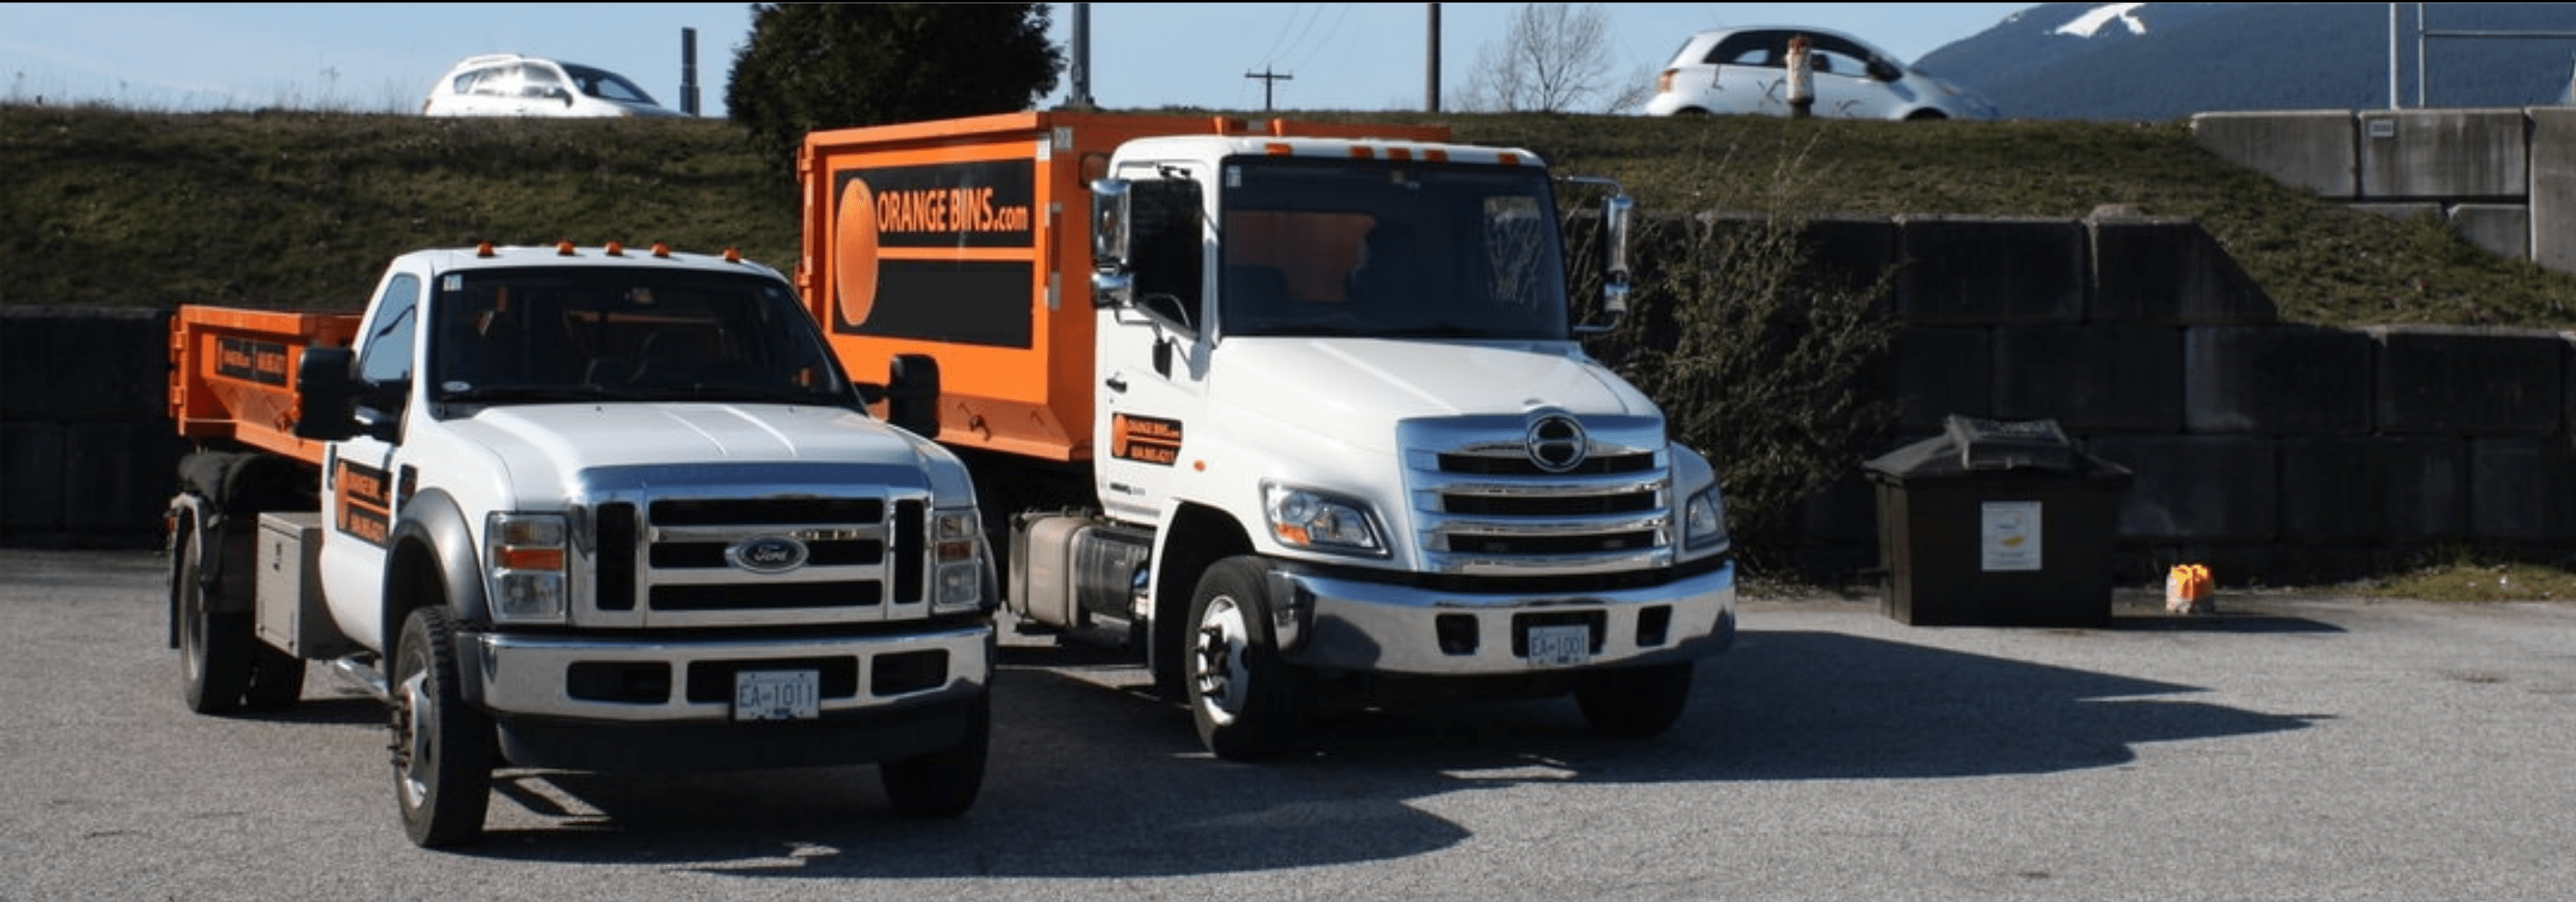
[[390, 605, 494, 848], [1574, 660, 1696, 738], [1187, 557, 1309, 760], [880, 693, 988, 819]]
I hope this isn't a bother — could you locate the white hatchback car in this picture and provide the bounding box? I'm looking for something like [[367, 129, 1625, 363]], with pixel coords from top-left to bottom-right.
[[421, 53, 683, 118], [1643, 26, 1998, 121]]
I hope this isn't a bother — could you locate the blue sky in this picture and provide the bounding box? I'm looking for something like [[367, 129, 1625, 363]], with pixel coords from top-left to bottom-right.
[[0, 3, 2036, 116]]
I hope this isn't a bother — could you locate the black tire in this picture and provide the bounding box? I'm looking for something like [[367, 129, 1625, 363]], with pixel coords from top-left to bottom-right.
[[1574, 660, 1696, 738], [880, 693, 989, 819], [1185, 557, 1308, 760], [391, 605, 494, 848], [174, 520, 255, 715]]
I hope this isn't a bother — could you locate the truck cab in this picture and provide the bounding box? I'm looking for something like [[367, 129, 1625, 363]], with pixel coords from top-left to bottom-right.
[[166, 242, 996, 847], [798, 112, 1735, 761]]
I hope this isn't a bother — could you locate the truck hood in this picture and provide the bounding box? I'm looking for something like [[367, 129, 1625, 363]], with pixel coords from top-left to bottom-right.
[[1210, 339, 1660, 453], [447, 402, 940, 480]]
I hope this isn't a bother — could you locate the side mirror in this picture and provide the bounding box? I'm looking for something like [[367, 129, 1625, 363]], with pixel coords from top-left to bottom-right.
[[886, 354, 941, 440], [1089, 178, 1135, 309], [292, 346, 360, 442]]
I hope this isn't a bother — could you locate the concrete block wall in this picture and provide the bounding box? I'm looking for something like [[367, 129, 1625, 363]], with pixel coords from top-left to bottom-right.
[[2193, 107, 2576, 274], [5, 211, 2571, 590], [1791, 209, 2576, 587], [0, 308, 185, 547]]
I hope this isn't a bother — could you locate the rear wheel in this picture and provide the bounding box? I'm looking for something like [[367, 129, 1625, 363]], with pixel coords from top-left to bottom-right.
[[1187, 557, 1309, 760], [174, 519, 255, 715], [880, 693, 989, 819], [1575, 660, 1696, 738], [391, 604, 494, 848]]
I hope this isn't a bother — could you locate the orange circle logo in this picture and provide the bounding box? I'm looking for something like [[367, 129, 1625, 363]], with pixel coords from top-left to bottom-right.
[[832, 176, 879, 331]]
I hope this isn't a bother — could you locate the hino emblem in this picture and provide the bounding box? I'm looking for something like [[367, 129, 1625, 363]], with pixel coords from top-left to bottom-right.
[[1525, 414, 1589, 473], [726, 536, 810, 574]]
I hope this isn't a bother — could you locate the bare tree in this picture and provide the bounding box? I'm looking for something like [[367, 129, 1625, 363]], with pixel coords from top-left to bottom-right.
[[1455, 3, 1637, 114]]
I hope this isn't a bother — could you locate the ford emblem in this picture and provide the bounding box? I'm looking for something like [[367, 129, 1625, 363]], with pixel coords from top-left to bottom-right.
[[727, 536, 809, 574], [1525, 414, 1589, 473]]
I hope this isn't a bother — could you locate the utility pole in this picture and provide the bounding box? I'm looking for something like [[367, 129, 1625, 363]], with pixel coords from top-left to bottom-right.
[[1067, 2, 1096, 110], [1245, 67, 1293, 111], [1425, 3, 1440, 112]]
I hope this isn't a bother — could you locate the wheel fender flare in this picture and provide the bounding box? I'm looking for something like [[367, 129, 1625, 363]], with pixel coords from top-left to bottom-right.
[[382, 488, 490, 628]]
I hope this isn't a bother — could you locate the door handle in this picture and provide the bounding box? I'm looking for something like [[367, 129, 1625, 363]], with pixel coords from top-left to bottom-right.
[[1105, 375, 1128, 393]]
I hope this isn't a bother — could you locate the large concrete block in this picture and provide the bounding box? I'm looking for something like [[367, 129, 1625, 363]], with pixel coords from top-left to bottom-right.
[[2448, 203, 2531, 261], [2530, 107, 2576, 277], [65, 421, 183, 534], [1797, 215, 1904, 299], [2278, 435, 2466, 544], [2370, 326, 2566, 435], [1992, 326, 2182, 433], [2087, 214, 2277, 325], [2184, 326, 2375, 435], [2356, 108, 2528, 200], [2090, 435, 2277, 543], [0, 422, 68, 531], [2189, 110, 2357, 199], [1886, 326, 1992, 430], [0, 308, 171, 420], [2469, 437, 2576, 545], [1892, 215, 2089, 325]]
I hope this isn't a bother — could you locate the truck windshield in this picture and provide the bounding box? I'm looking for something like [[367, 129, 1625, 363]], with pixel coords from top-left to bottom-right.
[[1216, 157, 1571, 341], [431, 266, 855, 408]]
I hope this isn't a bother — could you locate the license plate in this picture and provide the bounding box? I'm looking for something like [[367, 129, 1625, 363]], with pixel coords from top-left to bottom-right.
[[1525, 624, 1592, 669], [733, 669, 819, 721]]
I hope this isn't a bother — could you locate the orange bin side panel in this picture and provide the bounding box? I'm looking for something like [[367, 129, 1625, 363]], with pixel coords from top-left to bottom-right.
[[797, 112, 1450, 463], [167, 305, 363, 465]]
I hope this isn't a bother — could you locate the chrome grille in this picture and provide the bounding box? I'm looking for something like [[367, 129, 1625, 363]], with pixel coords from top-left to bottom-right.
[[1404, 414, 1675, 576]]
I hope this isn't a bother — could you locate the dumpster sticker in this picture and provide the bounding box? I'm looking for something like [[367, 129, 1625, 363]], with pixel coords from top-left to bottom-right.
[[1981, 501, 2042, 571]]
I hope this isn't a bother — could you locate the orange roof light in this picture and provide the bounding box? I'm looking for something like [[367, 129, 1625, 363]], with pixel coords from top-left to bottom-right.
[[475, 241, 497, 257], [650, 242, 673, 259], [555, 241, 578, 256], [604, 241, 626, 256]]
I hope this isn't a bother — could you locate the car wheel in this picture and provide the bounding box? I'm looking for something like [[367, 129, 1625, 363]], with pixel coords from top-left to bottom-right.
[[391, 604, 494, 848], [174, 519, 255, 715], [1187, 557, 1309, 760]]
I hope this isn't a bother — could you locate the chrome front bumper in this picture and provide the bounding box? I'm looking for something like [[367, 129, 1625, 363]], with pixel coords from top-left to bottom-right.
[[1267, 558, 1736, 675], [462, 622, 992, 722]]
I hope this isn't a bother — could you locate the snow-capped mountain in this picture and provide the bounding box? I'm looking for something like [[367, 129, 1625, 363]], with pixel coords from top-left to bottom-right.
[[1915, 3, 2576, 121]]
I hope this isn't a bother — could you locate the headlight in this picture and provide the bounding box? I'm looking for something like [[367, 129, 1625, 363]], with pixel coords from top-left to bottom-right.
[[1263, 482, 1388, 557], [486, 512, 569, 623], [1684, 486, 1731, 552], [930, 509, 989, 613]]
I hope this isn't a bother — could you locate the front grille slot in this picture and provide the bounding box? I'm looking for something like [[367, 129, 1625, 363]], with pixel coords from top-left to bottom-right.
[[648, 539, 883, 569], [1445, 491, 1658, 517], [651, 497, 885, 526], [651, 580, 881, 611], [595, 502, 639, 611], [1437, 451, 1656, 477], [892, 499, 925, 604], [1450, 529, 1662, 556]]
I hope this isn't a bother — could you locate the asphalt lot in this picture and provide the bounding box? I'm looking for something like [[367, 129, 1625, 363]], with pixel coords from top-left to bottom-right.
[[5, 547, 2574, 901]]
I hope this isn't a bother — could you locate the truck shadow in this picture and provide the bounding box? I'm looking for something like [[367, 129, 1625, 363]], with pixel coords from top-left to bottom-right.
[[457, 625, 2319, 876]]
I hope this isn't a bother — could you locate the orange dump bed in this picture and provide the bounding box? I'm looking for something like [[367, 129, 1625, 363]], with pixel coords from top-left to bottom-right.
[[167, 305, 363, 464], [797, 110, 1450, 463]]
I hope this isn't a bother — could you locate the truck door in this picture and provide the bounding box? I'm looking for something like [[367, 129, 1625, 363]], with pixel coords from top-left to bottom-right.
[[317, 271, 422, 653], [1094, 171, 1213, 526]]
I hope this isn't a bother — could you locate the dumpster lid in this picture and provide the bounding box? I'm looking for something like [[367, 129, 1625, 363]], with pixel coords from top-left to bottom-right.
[[1862, 416, 2130, 480]]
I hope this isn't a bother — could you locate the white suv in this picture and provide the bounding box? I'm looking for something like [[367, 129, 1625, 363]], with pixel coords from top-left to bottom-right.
[[1643, 26, 1998, 121], [421, 53, 683, 118]]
